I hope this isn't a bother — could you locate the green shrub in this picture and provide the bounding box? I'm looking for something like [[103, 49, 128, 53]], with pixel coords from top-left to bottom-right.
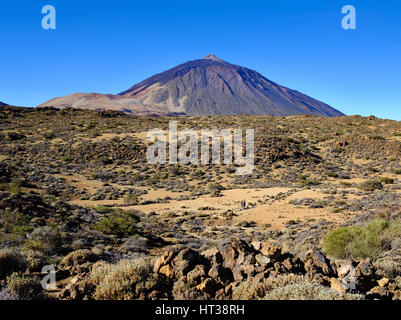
[[324, 219, 394, 259], [43, 132, 55, 139], [89, 173, 98, 179], [323, 226, 357, 259], [12, 225, 34, 236], [358, 180, 383, 192], [23, 239, 46, 252], [298, 175, 319, 187], [61, 156, 72, 163], [1, 209, 31, 233], [90, 258, 157, 300], [343, 220, 390, 260], [94, 209, 139, 238], [380, 177, 394, 184], [9, 184, 22, 195], [325, 171, 338, 178]]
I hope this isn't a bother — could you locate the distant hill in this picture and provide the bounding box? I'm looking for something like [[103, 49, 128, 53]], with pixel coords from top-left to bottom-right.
[[38, 54, 344, 117], [0, 101, 8, 106]]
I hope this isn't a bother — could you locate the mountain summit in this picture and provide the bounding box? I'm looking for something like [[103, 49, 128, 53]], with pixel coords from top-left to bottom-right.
[[202, 53, 226, 62], [38, 55, 343, 117]]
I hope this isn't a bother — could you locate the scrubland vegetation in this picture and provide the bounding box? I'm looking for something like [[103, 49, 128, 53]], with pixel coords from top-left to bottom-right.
[[1, 106, 401, 300]]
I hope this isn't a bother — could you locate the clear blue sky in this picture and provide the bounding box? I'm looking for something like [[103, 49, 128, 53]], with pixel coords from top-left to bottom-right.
[[0, 0, 400, 119]]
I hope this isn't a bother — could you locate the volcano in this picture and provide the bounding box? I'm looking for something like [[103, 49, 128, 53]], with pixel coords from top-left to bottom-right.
[[38, 54, 343, 117]]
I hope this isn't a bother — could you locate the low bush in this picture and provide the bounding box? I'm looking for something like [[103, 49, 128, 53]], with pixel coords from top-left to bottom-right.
[[6, 273, 45, 300], [380, 177, 395, 184], [208, 183, 225, 196], [263, 282, 364, 300], [123, 194, 139, 205], [43, 132, 55, 139], [172, 277, 208, 300], [28, 225, 63, 253], [374, 247, 401, 278], [0, 249, 26, 279], [323, 219, 398, 259], [94, 209, 140, 238], [23, 239, 46, 252], [369, 135, 385, 141], [232, 274, 306, 300], [90, 258, 158, 300], [323, 226, 356, 259], [60, 249, 99, 267], [1, 209, 32, 234], [358, 180, 383, 192], [298, 175, 320, 187], [6, 132, 25, 141], [21, 250, 48, 272]]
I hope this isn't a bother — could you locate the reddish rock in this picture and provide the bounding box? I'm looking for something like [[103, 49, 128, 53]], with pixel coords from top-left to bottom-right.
[[260, 244, 283, 261], [187, 264, 207, 285], [330, 277, 346, 294], [196, 278, 220, 295], [303, 250, 335, 277], [172, 248, 203, 278], [217, 238, 257, 281], [154, 248, 177, 273]]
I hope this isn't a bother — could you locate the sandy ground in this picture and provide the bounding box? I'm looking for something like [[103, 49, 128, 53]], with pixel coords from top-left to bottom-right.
[[233, 201, 342, 230], [65, 178, 369, 230], [125, 187, 290, 214], [54, 174, 105, 194], [61, 168, 390, 232], [70, 199, 124, 206], [91, 133, 137, 142], [141, 189, 191, 201]]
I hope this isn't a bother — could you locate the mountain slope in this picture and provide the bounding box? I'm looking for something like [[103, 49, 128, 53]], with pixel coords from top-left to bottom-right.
[[0, 101, 8, 106], [36, 93, 178, 116], [38, 54, 343, 117]]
